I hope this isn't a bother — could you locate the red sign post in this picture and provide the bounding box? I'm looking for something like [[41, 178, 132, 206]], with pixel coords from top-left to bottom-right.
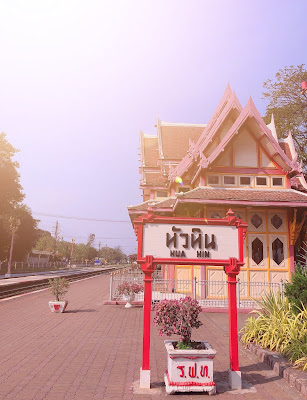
[[134, 209, 247, 390]]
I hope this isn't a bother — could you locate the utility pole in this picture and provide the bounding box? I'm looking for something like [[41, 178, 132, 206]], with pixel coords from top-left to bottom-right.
[[53, 221, 59, 258], [69, 238, 75, 267], [6, 217, 20, 278]]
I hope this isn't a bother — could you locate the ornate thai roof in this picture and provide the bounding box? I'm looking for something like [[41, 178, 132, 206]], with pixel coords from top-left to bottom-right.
[[174, 187, 307, 204], [159, 122, 206, 160], [142, 135, 159, 168], [128, 187, 307, 218], [171, 95, 300, 183], [136, 84, 307, 200], [128, 197, 176, 212], [141, 171, 168, 187]]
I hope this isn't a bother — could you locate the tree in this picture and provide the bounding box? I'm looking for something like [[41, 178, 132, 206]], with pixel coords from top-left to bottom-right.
[[262, 65, 307, 165], [0, 132, 24, 214], [73, 243, 97, 262], [99, 246, 126, 264], [0, 133, 38, 260], [13, 205, 39, 261], [128, 253, 137, 263], [87, 233, 95, 247], [34, 232, 54, 252]]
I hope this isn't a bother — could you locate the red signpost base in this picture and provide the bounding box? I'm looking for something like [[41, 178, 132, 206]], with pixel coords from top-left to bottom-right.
[[225, 258, 242, 390], [134, 210, 247, 391], [140, 256, 155, 389]]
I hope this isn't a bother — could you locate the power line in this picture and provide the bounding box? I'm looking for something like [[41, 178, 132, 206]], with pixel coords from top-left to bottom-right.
[[33, 212, 131, 223]]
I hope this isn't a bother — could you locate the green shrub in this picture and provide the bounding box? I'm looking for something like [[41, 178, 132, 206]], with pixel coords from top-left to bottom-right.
[[49, 277, 70, 301], [284, 265, 307, 313], [240, 292, 307, 370]]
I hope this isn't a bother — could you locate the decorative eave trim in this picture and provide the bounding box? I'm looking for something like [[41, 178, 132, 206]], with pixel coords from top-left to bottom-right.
[[127, 199, 157, 211], [139, 130, 145, 167], [172, 86, 243, 181], [202, 97, 294, 172], [281, 131, 298, 162], [198, 89, 243, 154], [266, 113, 278, 142], [245, 97, 295, 169], [196, 83, 233, 150], [298, 174, 307, 191], [157, 118, 164, 160]]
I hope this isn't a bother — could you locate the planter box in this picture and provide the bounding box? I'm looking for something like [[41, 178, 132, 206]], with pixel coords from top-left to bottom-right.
[[164, 340, 216, 395], [123, 294, 135, 308], [49, 300, 68, 313]]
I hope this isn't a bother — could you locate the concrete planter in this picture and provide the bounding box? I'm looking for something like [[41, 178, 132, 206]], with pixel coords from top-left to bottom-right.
[[123, 294, 135, 308], [49, 300, 68, 313], [164, 340, 217, 395]]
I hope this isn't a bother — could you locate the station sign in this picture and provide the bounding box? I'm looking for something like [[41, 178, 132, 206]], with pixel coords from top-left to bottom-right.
[[142, 223, 238, 260], [134, 211, 246, 265]]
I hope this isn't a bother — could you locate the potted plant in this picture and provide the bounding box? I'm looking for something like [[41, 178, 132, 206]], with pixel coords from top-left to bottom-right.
[[153, 296, 216, 395], [48, 277, 70, 313], [116, 281, 143, 308]]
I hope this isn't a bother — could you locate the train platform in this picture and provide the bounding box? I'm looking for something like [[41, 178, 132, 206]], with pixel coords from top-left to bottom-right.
[[0, 273, 304, 400], [0, 267, 106, 282]]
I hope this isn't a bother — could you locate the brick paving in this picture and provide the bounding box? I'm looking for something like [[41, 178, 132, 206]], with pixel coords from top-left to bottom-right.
[[0, 274, 305, 400]]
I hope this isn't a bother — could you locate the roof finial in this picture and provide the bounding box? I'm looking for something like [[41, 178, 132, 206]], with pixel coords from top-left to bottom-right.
[[224, 82, 232, 96]]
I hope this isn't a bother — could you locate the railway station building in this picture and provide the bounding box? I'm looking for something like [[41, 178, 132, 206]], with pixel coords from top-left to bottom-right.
[[128, 85, 307, 287]]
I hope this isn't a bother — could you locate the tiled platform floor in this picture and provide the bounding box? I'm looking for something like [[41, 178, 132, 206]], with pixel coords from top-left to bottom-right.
[[0, 273, 304, 400]]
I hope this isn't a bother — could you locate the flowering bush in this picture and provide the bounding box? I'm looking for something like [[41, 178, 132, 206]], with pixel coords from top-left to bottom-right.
[[153, 296, 203, 347], [49, 277, 70, 301], [117, 281, 143, 296]]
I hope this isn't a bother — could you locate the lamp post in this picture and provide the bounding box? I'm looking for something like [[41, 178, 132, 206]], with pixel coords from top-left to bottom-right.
[[5, 217, 20, 278]]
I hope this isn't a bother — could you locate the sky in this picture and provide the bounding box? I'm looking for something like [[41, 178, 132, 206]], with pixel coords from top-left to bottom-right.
[[0, 0, 306, 254]]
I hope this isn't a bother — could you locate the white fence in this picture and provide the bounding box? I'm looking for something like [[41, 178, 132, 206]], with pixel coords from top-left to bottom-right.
[[110, 273, 284, 309], [0, 261, 68, 272]]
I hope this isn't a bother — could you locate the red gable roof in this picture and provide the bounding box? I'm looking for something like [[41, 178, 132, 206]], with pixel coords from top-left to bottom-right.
[[160, 123, 205, 160], [143, 172, 168, 187], [176, 187, 307, 204], [143, 136, 159, 168]]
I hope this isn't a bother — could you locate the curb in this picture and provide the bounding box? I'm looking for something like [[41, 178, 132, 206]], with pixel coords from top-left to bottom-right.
[[246, 342, 307, 398], [102, 302, 255, 314]]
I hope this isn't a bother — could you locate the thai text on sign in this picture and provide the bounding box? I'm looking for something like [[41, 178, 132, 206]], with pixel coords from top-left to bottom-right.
[[142, 223, 239, 260], [177, 363, 209, 379]]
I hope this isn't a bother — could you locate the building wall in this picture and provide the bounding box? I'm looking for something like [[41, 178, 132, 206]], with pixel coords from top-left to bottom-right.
[[171, 206, 292, 290]]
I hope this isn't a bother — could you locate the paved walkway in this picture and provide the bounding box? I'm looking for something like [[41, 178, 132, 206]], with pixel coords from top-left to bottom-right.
[[0, 273, 304, 400]]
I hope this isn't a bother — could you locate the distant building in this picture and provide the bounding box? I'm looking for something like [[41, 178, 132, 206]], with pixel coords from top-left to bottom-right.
[[128, 85, 307, 284], [27, 250, 52, 264]]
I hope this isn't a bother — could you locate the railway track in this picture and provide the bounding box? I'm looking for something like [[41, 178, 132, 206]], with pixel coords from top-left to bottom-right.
[[0, 266, 120, 299]]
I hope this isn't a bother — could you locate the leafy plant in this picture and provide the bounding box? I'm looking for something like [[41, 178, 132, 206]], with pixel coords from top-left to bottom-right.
[[49, 277, 70, 301], [241, 292, 307, 370], [116, 281, 143, 296], [153, 296, 202, 346], [284, 264, 307, 313]]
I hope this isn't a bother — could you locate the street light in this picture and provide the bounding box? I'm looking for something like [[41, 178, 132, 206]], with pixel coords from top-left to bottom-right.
[[301, 82, 307, 98], [5, 217, 20, 278]]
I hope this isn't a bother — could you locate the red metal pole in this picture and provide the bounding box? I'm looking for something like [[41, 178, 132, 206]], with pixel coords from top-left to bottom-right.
[[142, 269, 153, 370], [227, 273, 239, 371]]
